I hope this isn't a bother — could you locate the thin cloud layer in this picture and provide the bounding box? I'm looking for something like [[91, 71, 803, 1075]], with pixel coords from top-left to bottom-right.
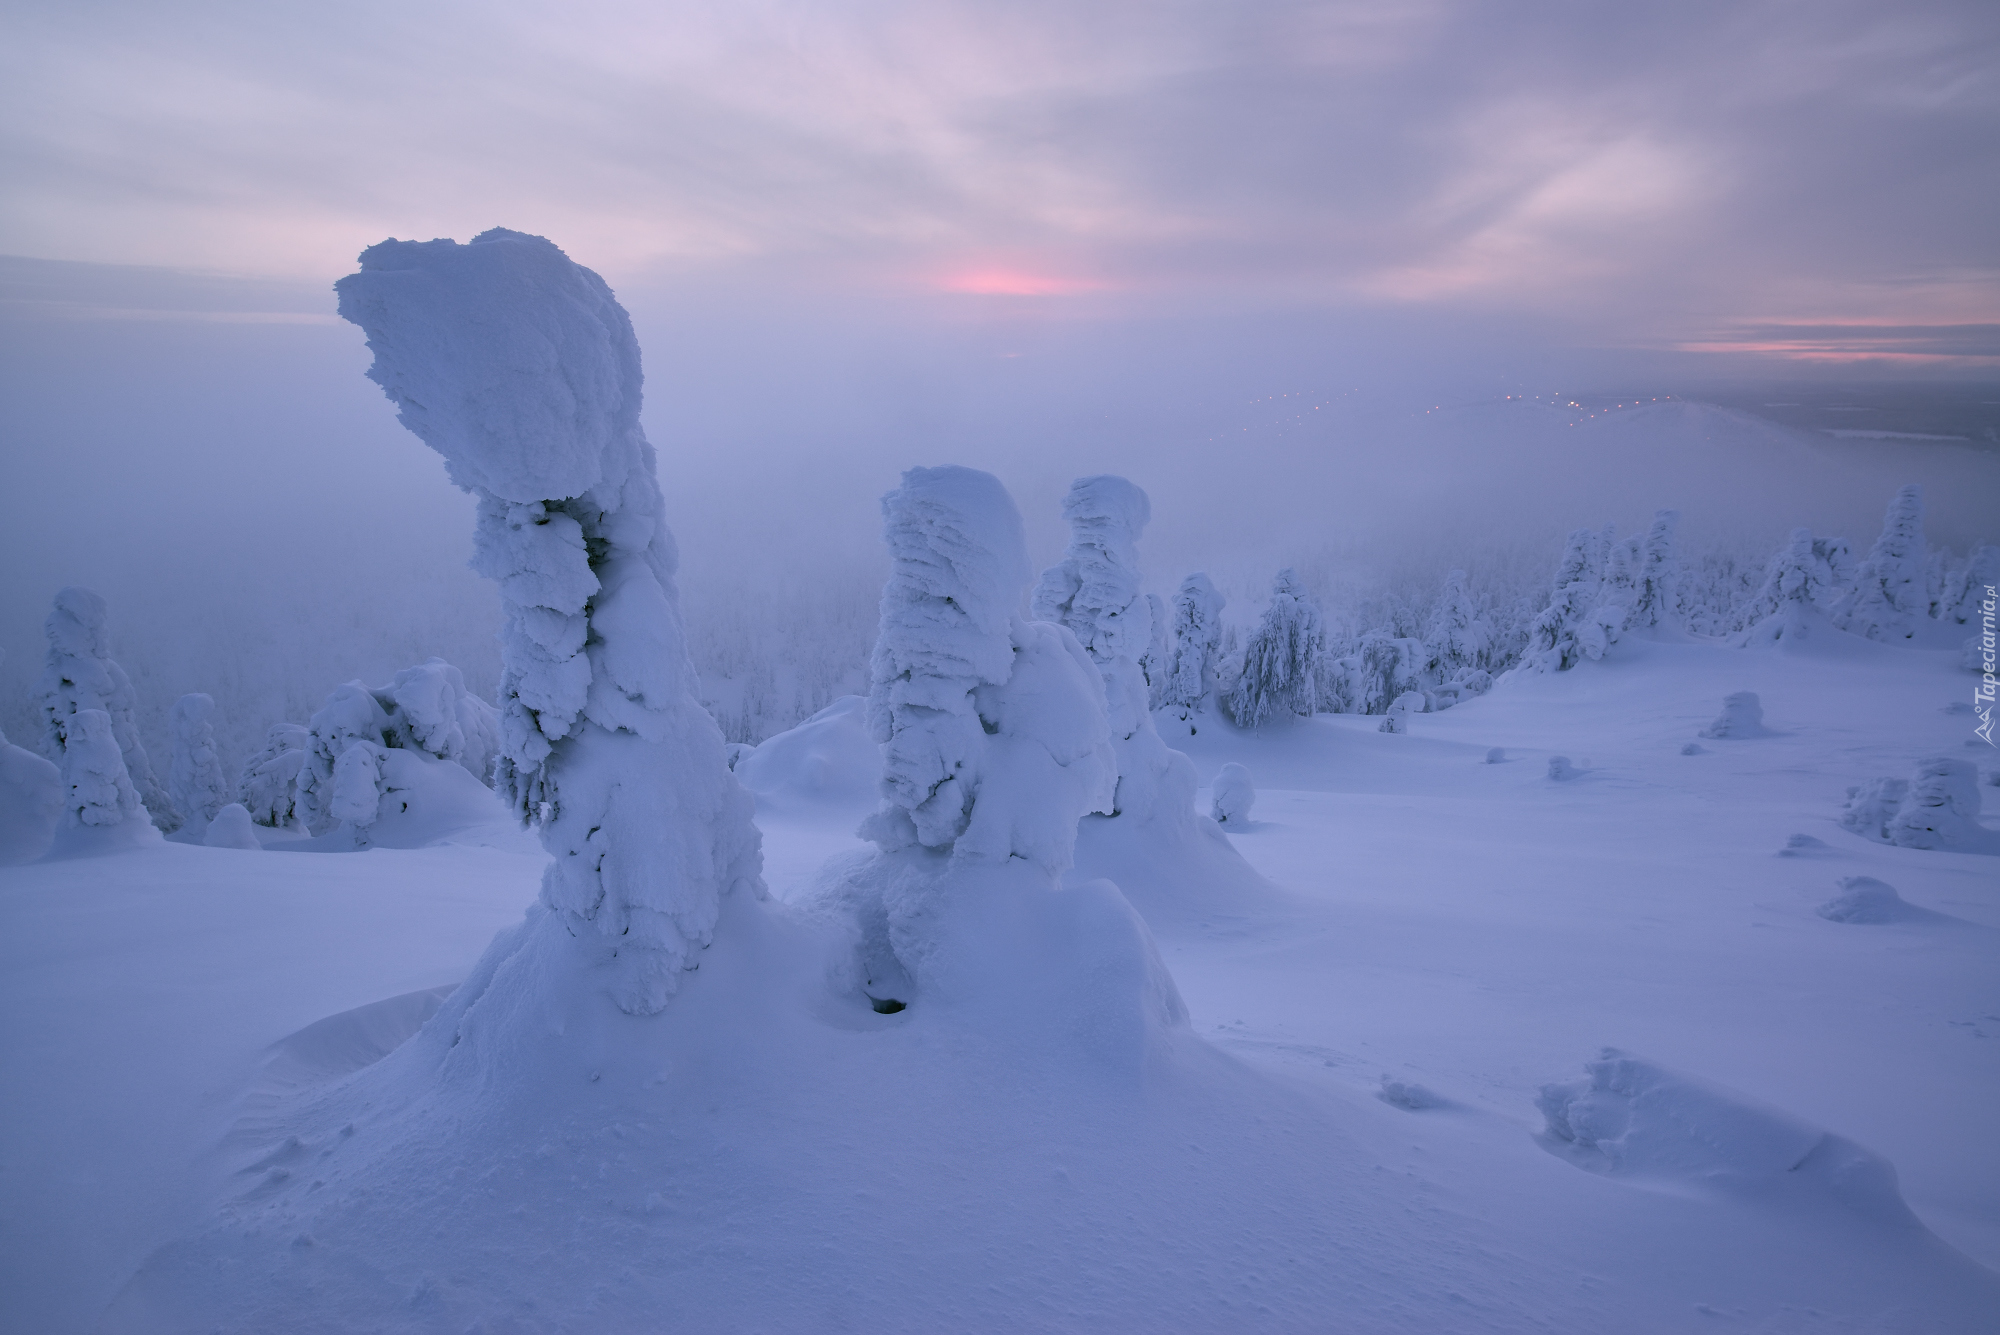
[[2, 0, 1995, 361]]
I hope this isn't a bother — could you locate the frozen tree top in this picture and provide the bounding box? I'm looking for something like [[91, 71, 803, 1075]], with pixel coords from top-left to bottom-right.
[[334, 228, 644, 505]]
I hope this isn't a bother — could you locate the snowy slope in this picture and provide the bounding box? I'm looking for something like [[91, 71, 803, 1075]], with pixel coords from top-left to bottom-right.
[[2, 637, 1997, 1333]]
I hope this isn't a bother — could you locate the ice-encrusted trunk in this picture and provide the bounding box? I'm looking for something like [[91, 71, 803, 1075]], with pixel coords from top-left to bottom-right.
[[35, 587, 177, 830], [1031, 475, 1196, 821], [336, 228, 763, 1014]]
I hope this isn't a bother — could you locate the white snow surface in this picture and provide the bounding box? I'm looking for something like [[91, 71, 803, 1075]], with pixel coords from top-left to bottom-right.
[[5, 629, 1997, 1332]]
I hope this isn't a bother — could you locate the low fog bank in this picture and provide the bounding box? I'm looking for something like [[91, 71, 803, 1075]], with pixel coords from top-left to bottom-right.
[[3, 255, 1995, 764]]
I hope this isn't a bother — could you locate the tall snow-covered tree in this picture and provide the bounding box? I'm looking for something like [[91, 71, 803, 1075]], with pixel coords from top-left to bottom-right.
[[1426, 568, 1490, 681], [35, 587, 177, 830], [337, 227, 765, 1015], [1161, 573, 1225, 726], [1939, 545, 1999, 625], [238, 723, 309, 828], [1138, 593, 1169, 710], [1524, 530, 1601, 671], [1833, 485, 1927, 642], [167, 693, 230, 837], [1225, 569, 1324, 727], [1030, 475, 1197, 822], [861, 465, 1115, 863], [57, 708, 149, 833], [1626, 510, 1682, 632]]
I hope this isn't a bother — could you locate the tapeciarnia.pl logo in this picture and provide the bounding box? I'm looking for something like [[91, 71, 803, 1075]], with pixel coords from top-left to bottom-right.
[[1975, 584, 1997, 746]]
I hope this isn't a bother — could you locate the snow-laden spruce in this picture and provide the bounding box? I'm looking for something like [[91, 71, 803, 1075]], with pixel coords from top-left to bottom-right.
[[1524, 530, 1619, 671], [1833, 485, 1928, 642], [1226, 569, 1324, 726], [337, 228, 763, 1014], [1031, 475, 1200, 823], [53, 708, 162, 852], [35, 587, 177, 830], [1938, 544, 1998, 627], [1161, 572, 1226, 732], [1737, 528, 1836, 646], [1886, 757, 1983, 850], [1626, 509, 1682, 633], [1426, 569, 1490, 683], [167, 694, 230, 838]]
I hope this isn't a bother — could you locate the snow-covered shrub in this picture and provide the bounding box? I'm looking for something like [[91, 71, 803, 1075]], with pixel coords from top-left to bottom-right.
[[1378, 708, 1406, 734], [1838, 777, 1908, 841], [0, 721, 62, 865], [1224, 570, 1324, 727], [1626, 510, 1682, 633], [1485, 747, 1506, 764], [167, 693, 230, 837], [202, 803, 263, 850], [238, 723, 309, 828], [1698, 692, 1764, 739], [1455, 669, 1493, 696], [1161, 572, 1225, 729], [1817, 876, 1918, 924], [1210, 763, 1253, 824], [1886, 756, 1982, 850], [291, 662, 505, 839], [35, 587, 177, 830], [1832, 485, 1928, 642], [337, 227, 765, 1014], [1547, 755, 1576, 780]]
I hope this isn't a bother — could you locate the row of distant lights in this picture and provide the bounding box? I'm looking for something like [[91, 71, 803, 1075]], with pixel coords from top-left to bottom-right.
[[1212, 390, 1676, 439]]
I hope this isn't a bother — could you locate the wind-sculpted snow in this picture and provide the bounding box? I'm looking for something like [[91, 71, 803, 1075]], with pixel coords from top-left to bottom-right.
[[337, 228, 763, 1013], [0, 723, 61, 864], [1536, 1049, 1918, 1224]]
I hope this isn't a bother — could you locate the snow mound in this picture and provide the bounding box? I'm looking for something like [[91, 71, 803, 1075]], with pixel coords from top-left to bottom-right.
[[1886, 756, 1985, 850], [1484, 746, 1506, 764], [1698, 691, 1766, 739], [1548, 755, 1577, 780], [1776, 833, 1835, 858], [732, 694, 878, 812], [1817, 876, 1926, 924], [1535, 1048, 1917, 1221], [0, 730, 61, 864], [279, 749, 510, 852], [1378, 1076, 1450, 1111], [201, 803, 263, 850], [1680, 741, 1705, 755]]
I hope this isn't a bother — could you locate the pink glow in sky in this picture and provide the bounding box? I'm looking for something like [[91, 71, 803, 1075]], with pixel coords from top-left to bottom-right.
[[935, 268, 1110, 297]]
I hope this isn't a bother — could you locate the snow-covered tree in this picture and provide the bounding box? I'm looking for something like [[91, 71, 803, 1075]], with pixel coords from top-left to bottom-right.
[[238, 723, 309, 828], [1832, 485, 1927, 641], [1210, 762, 1253, 824], [167, 693, 230, 838], [1626, 510, 1682, 632], [1425, 569, 1490, 682], [1161, 573, 1226, 728], [1225, 569, 1324, 727], [1939, 545, 1999, 625], [1736, 528, 1837, 645], [1523, 530, 1604, 671], [861, 465, 1115, 864], [58, 708, 147, 831], [1812, 536, 1857, 596], [1030, 475, 1198, 824], [1886, 756, 1982, 850], [337, 227, 765, 1014], [1138, 593, 1169, 711], [1839, 777, 1909, 842], [35, 587, 177, 830]]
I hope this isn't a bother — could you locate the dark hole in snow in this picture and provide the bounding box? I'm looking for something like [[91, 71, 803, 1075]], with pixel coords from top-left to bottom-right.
[[867, 995, 907, 1014]]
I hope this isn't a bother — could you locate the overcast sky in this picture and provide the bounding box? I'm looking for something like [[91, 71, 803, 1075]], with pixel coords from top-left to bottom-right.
[[5, 0, 1997, 367]]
